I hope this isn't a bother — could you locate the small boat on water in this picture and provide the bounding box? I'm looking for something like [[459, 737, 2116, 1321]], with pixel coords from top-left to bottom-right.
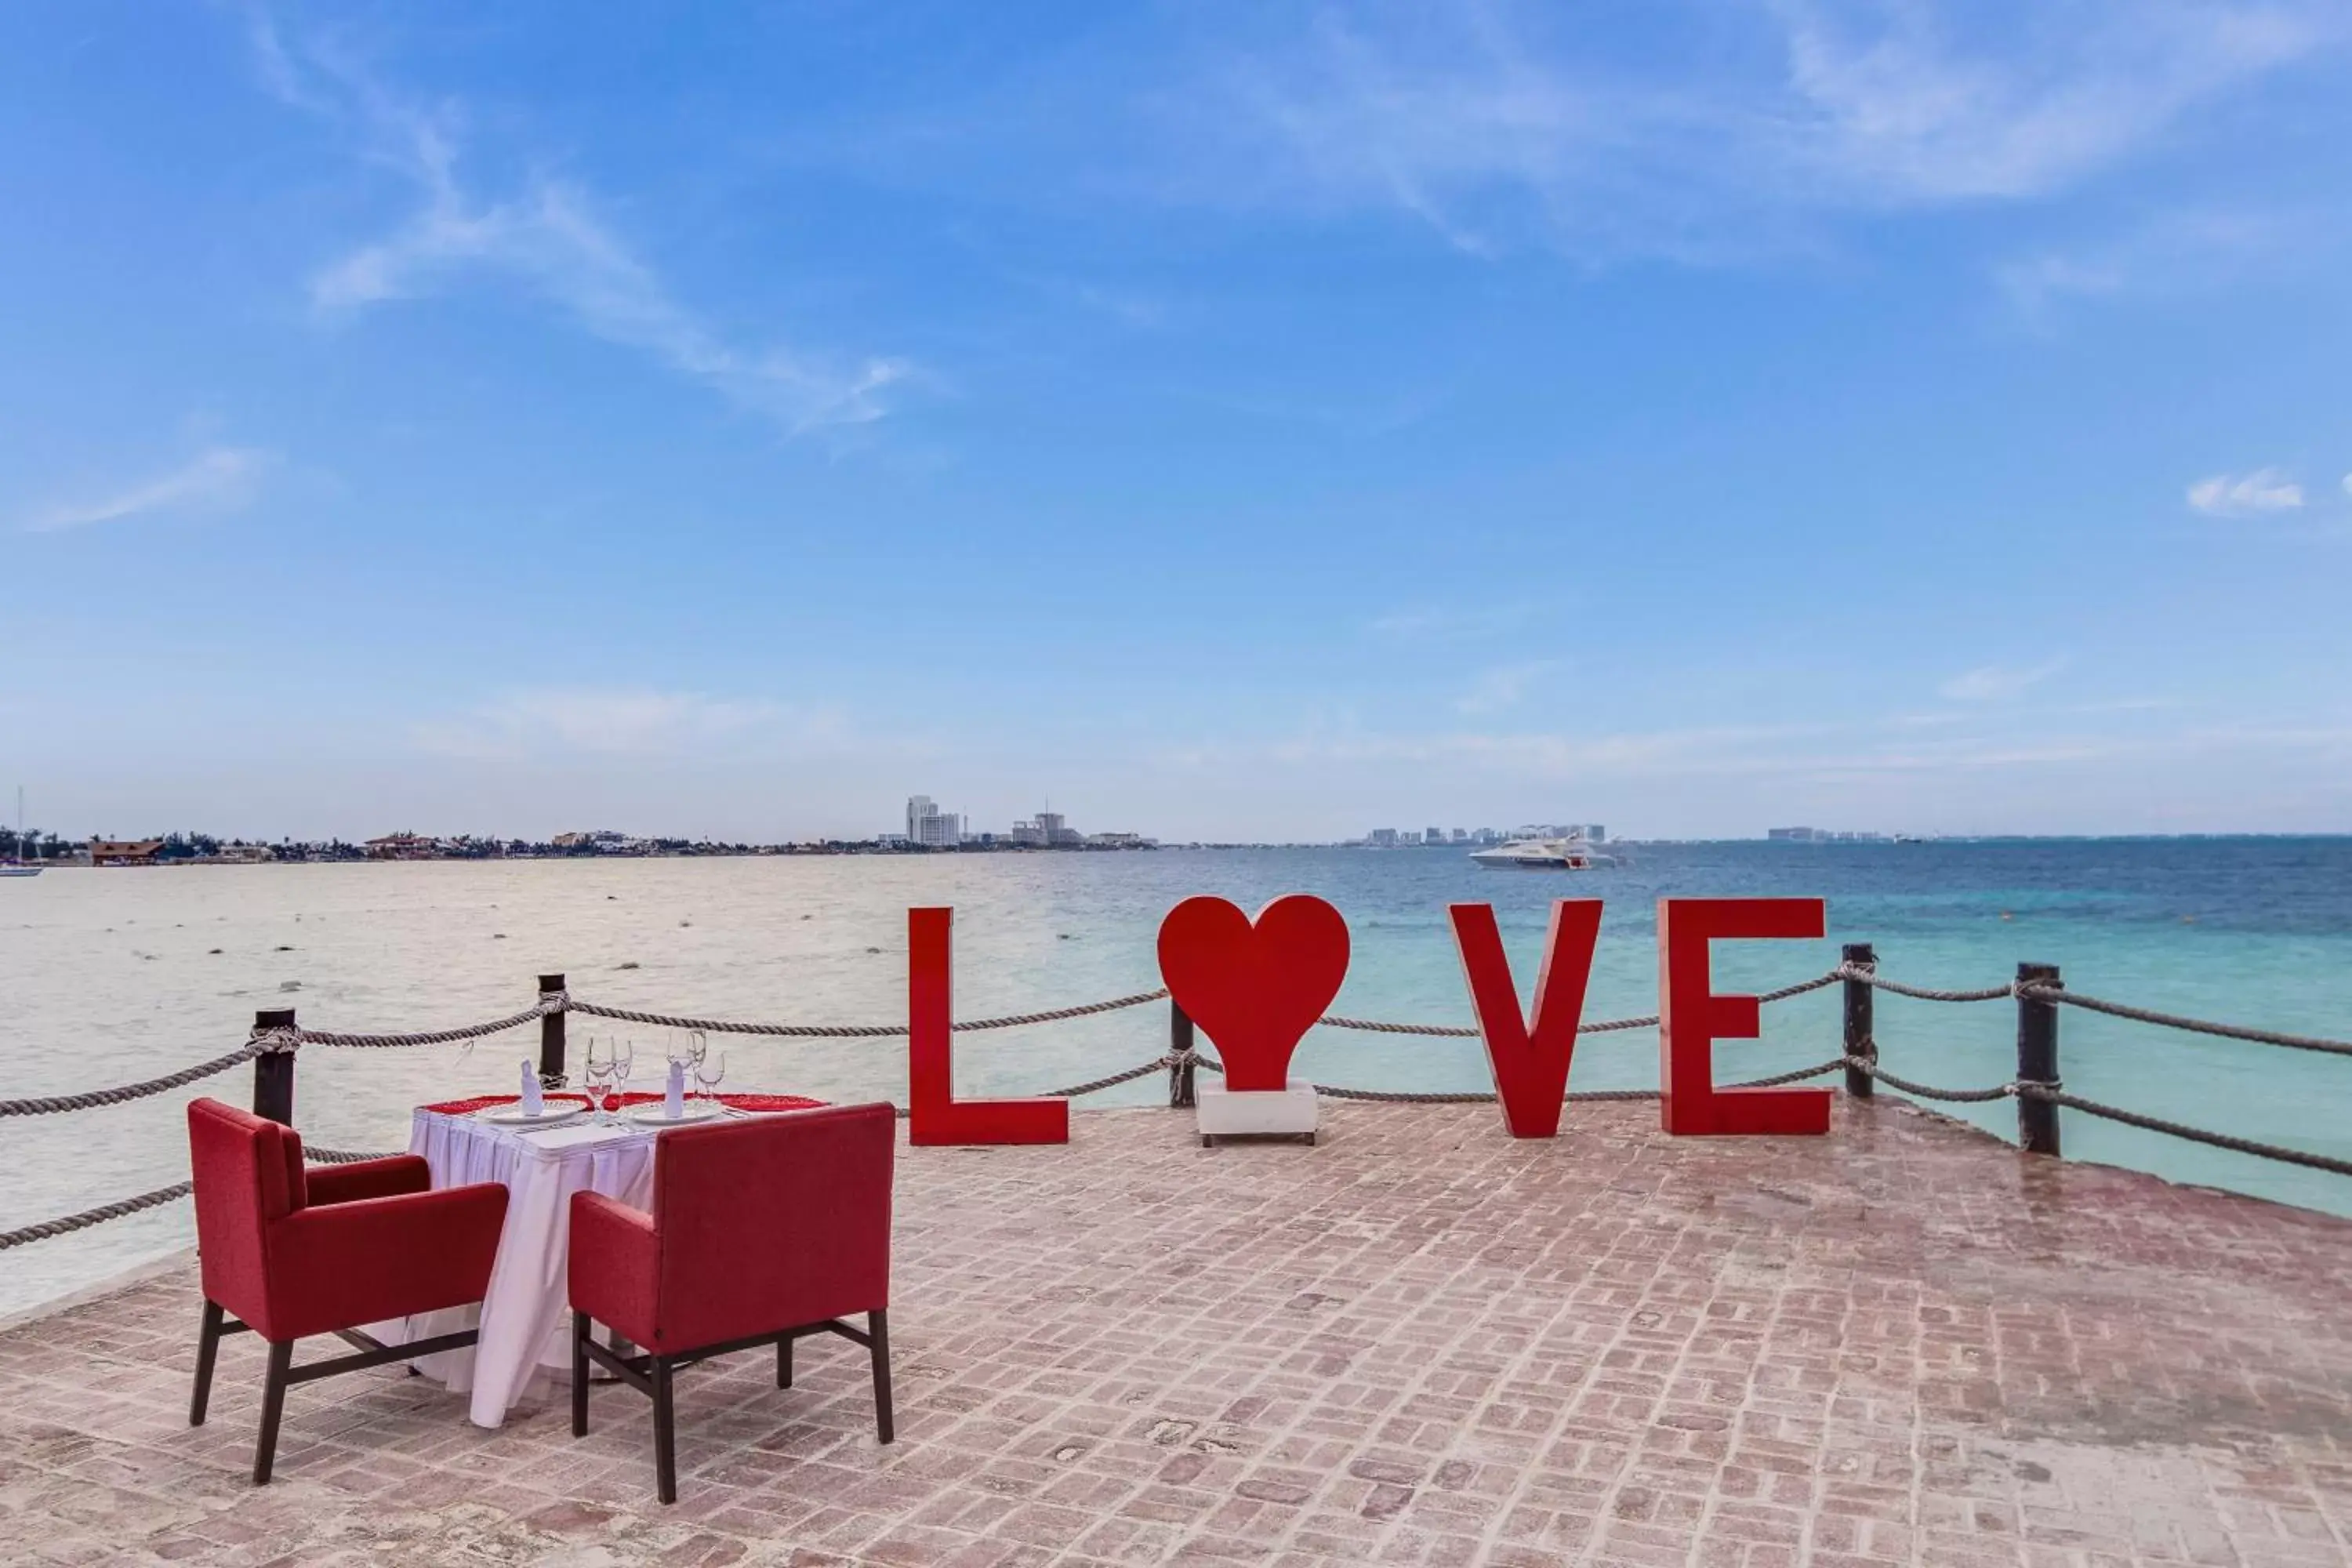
[[3, 788, 42, 877], [1468, 835, 1617, 871]]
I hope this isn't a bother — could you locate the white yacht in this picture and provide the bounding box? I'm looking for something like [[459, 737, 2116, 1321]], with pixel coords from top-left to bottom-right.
[[1469, 835, 1616, 871]]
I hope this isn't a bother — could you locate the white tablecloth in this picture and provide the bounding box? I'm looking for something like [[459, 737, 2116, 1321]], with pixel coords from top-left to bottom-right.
[[398, 1109, 662, 1428]]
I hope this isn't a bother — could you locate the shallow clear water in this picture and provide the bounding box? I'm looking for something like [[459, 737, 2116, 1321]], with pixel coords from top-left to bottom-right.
[[5, 839, 2349, 1316]]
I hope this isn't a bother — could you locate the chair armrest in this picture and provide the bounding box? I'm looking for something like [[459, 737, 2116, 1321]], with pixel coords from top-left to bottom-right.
[[304, 1154, 432, 1208], [269, 1182, 510, 1341], [568, 1191, 659, 1346]]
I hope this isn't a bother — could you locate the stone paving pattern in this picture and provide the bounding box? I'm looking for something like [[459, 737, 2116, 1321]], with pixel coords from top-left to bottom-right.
[[2, 1098, 2349, 1566]]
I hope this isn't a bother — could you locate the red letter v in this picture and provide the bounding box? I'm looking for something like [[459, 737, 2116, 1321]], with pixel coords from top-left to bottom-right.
[[1448, 900, 1603, 1138]]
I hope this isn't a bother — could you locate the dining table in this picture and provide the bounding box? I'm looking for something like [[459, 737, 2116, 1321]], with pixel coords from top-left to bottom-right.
[[382, 1091, 820, 1428]]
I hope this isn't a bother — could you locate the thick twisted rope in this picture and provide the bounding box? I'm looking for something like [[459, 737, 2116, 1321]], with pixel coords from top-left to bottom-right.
[[1228, 1055, 1849, 1105], [1315, 970, 1844, 1040], [0, 1147, 410, 1250], [1833, 965, 2014, 1003], [0, 1043, 262, 1118], [1040, 1055, 1181, 1099], [2020, 985, 2352, 1058], [565, 1000, 899, 1037], [564, 988, 1171, 1038], [1311, 1058, 1847, 1104], [2017, 1085, 2352, 1178], [1838, 1055, 2018, 1104], [0, 1181, 194, 1250], [285, 998, 564, 1049]]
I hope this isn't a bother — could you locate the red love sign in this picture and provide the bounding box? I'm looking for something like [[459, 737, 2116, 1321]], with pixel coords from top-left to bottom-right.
[[1157, 895, 1349, 1091]]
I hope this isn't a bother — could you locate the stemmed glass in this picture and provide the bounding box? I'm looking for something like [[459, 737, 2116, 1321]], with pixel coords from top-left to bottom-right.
[[608, 1040, 637, 1116], [583, 1037, 615, 1123], [693, 1049, 727, 1110]]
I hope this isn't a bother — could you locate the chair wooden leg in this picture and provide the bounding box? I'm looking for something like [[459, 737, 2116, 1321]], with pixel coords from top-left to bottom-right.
[[777, 1335, 793, 1388], [191, 1300, 224, 1427], [869, 1309, 894, 1445], [651, 1356, 677, 1505], [252, 1340, 293, 1486], [571, 1312, 590, 1437]]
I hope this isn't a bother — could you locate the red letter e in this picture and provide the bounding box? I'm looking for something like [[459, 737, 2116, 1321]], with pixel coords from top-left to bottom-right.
[[1658, 898, 1831, 1136]]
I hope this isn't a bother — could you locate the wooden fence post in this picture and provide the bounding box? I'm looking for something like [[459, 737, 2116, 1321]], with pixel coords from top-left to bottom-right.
[[539, 973, 568, 1088], [1841, 942, 1875, 1098], [2015, 962, 2061, 1156], [252, 1007, 296, 1126], [1169, 1001, 1196, 1109]]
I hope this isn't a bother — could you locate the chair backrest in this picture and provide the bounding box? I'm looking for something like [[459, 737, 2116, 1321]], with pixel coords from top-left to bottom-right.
[[187, 1098, 308, 1322], [649, 1102, 895, 1350]]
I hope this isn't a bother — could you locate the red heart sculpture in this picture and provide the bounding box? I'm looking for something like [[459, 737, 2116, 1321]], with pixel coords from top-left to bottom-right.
[[1156, 895, 1350, 1091]]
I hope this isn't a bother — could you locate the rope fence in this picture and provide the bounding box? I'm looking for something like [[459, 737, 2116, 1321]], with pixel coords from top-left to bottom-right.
[[0, 1043, 263, 1118], [263, 998, 566, 1051], [0, 1180, 194, 1251], [1832, 965, 2016, 1004], [2016, 1086, 2352, 1178], [1836, 1055, 2019, 1105], [565, 987, 1171, 1038], [5, 952, 2349, 1250], [2022, 985, 2352, 1058]]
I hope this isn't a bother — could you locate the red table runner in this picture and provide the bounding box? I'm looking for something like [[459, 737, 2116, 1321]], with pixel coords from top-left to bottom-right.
[[422, 1091, 825, 1116]]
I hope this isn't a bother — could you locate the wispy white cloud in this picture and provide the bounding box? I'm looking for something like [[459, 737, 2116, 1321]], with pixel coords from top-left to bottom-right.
[[412, 688, 837, 759], [2342, 473, 2351, 499], [1767, 0, 2336, 204], [1454, 660, 1559, 716], [1938, 659, 2065, 702], [256, 17, 909, 434], [1174, 0, 2348, 260], [24, 446, 270, 532], [1261, 720, 1834, 780], [2187, 468, 2304, 517], [1994, 208, 2325, 318], [1194, 696, 2274, 795], [1367, 604, 1533, 641]]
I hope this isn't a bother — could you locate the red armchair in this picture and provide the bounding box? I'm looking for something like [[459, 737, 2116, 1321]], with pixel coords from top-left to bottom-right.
[[568, 1102, 897, 1504], [186, 1098, 509, 1483]]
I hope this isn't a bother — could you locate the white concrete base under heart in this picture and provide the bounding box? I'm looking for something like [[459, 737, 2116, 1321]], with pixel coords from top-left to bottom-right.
[[1196, 1082, 1319, 1145]]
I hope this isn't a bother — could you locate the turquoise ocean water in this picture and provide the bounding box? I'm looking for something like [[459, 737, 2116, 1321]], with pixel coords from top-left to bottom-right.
[[4, 838, 2348, 1316]]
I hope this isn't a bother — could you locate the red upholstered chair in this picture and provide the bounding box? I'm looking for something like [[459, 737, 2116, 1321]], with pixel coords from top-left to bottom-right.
[[568, 1102, 897, 1504], [185, 1098, 509, 1483]]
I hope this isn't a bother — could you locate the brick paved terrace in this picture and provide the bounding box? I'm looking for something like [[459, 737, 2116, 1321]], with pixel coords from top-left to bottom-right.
[[4, 1099, 2350, 1566]]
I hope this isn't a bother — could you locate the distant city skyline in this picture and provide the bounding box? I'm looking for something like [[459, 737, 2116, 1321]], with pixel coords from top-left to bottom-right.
[[7, 4, 2351, 840]]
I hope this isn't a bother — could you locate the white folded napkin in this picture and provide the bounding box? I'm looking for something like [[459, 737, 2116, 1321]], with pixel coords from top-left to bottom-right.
[[520, 1058, 544, 1116], [664, 1059, 686, 1119]]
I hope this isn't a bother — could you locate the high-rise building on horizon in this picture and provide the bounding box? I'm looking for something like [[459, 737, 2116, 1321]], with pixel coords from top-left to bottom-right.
[[906, 795, 964, 848], [1009, 808, 1083, 848]]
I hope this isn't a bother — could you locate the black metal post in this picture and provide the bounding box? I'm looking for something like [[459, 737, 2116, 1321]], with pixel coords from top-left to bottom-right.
[[1842, 943, 1876, 1098], [539, 973, 568, 1088], [2015, 962, 2061, 1156], [252, 1007, 296, 1126], [1169, 1001, 1196, 1109]]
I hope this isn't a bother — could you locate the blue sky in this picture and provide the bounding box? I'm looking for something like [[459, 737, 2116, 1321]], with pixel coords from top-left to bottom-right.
[[5, 0, 2350, 842]]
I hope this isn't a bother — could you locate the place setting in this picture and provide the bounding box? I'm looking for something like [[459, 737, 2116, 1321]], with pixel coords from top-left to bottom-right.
[[440, 1033, 806, 1138]]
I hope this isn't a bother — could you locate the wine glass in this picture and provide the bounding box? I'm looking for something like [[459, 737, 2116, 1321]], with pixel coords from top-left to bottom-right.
[[693, 1049, 727, 1110], [608, 1040, 637, 1114], [583, 1037, 615, 1123]]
